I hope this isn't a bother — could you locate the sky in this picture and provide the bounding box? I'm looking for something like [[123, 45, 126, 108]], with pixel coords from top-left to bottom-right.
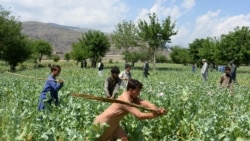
[[1, 0, 250, 47]]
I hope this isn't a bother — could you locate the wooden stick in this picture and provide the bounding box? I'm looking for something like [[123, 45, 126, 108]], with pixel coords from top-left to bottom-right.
[[71, 93, 156, 112], [5, 71, 59, 82]]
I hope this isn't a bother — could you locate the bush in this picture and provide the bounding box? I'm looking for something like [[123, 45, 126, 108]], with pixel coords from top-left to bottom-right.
[[52, 55, 60, 62], [64, 53, 71, 61], [156, 55, 168, 63]]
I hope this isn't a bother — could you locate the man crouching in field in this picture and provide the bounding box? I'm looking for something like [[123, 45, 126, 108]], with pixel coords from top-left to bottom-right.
[[94, 79, 167, 141]]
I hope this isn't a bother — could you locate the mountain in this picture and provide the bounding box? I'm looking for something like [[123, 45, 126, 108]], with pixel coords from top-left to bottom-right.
[[21, 21, 91, 53], [21, 21, 169, 58]]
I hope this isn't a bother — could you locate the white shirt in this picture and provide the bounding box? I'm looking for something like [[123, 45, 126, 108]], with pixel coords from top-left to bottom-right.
[[201, 62, 208, 74], [119, 70, 131, 88]]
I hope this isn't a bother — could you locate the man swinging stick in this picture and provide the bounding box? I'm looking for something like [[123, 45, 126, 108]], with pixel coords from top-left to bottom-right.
[[93, 79, 167, 141]]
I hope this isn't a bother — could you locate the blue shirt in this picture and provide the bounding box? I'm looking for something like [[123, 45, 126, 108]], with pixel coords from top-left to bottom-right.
[[38, 75, 63, 110]]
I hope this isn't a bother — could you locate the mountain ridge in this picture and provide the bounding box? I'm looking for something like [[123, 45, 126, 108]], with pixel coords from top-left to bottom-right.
[[21, 21, 92, 53], [21, 21, 169, 58]]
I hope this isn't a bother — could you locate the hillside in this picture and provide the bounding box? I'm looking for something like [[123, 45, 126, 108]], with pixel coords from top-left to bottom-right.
[[22, 21, 87, 53], [21, 21, 169, 58]]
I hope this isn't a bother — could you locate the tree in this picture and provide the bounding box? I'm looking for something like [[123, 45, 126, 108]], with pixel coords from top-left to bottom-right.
[[189, 37, 219, 67], [197, 37, 218, 65], [170, 46, 191, 64], [188, 38, 204, 64], [218, 26, 250, 65], [3, 35, 32, 71], [71, 31, 110, 67], [0, 5, 12, 59], [156, 54, 168, 63], [87, 31, 110, 67], [64, 52, 71, 61], [51, 54, 60, 62], [32, 40, 52, 63], [137, 49, 151, 62], [0, 5, 32, 71], [189, 26, 250, 66], [70, 41, 89, 65], [138, 13, 177, 71], [123, 52, 141, 67], [112, 20, 139, 62]]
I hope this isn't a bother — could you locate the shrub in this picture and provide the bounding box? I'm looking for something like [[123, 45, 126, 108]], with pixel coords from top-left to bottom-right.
[[52, 55, 60, 62]]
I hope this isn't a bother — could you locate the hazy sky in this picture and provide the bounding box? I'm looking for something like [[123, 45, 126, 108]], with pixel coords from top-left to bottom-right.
[[2, 0, 250, 47]]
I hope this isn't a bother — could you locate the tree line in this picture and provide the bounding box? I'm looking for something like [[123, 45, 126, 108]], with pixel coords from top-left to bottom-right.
[[69, 13, 177, 71], [170, 26, 250, 66], [1, 5, 249, 71]]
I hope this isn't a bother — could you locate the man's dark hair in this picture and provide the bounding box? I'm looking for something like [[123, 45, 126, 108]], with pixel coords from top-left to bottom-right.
[[224, 66, 231, 71], [125, 63, 131, 69], [127, 79, 143, 90], [111, 66, 120, 74], [51, 64, 61, 72]]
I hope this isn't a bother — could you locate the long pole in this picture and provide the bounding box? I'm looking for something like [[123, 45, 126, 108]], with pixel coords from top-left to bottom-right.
[[4, 71, 58, 82], [71, 93, 156, 112]]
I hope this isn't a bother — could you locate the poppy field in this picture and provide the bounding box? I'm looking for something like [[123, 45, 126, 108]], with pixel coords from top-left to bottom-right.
[[0, 63, 250, 141]]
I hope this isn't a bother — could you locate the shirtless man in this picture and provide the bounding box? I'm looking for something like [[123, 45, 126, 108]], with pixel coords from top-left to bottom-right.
[[94, 79, 167, 141]]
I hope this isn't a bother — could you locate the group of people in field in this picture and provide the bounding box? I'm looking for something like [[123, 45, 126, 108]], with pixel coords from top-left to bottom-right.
[[37, 62, 166, 141], [98, 59, 150, 78], [98, 63, 166, 140], [37, 58, 237, 140], [200, 59, 237, 94]]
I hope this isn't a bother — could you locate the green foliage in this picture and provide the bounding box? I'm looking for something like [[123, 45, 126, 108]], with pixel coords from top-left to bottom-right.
[[3, 35, 32, 71], [138, 13, 177, 71], [70, 41, 89, 63], [123, 51, 140, 64], [71, 31, 110, 67], [1, 64, 250, 140], [197, 37, 218, 64], [188, 26, 250, 66], [218, 26, 250, 65], [112, 20, 139, 63], [86, 31, 110, 67], [112, 21, 138, 47], [140, 53, 151, 62], [109, 59, 113, 63], [170, 46, 191, 64], [156, 54, 168, 63], [189, 37, 219, 65], [0, 5, 14, 56], [87, 123, 110, 140], [64, 53, 71, 61], [51, 55, 60, 62], [0, 6, 32, 71], [32, 40, 53, 63], [189, 38, 206, 64]]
